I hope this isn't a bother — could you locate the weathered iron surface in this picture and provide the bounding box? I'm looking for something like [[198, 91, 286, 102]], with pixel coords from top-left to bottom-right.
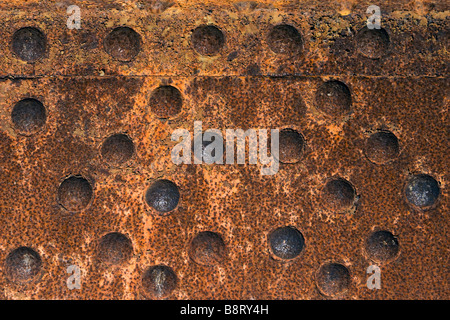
[[0, 0, 448, 300]]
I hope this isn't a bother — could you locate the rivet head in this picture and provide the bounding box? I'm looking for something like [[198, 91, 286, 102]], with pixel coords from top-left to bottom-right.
[[101, 133, 135, 166], [104, 27, 141, 62], [365, 230, 400, 264], [58, 176, 93, 212], [145, 179, 180, 214], [356, 27, 390, 59], [188, 231, 227, 266], [268, 226, 305, 260], [364, 130, 399, 164], [141, 265, 177, 299], [277, 129, 305, 164], [315, 80, 352, 118], [5, 247, 42, 284], [267, 24, 303, 55], [191, 25, 225, 56], [11, 27, 46, 62], [404, 174, 440, 210], [149, 86, 183, 119], [316, 262, 351, 297], [320, 178, 357, 214], [97, 232, 133, 266], [11, 98, 46, 136]]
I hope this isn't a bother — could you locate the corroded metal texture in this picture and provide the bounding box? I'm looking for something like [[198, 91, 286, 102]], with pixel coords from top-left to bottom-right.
[[0, 0, 448, 300]]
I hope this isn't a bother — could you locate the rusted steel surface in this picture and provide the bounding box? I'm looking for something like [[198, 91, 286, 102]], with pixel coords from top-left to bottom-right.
[[0, 0, 448, 300]]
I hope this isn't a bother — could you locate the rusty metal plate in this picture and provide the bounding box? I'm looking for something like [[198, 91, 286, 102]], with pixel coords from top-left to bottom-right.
[[0, 0, 448, 301]]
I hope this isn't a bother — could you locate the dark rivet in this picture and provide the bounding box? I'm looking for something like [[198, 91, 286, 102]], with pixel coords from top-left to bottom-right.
[[58, 176, 93, 212], [365, 230, 399, 263], [141, 265, 177, 299], [145, 179, 180, 214], [316, 262, 351, 297], [101, 133, 135, 166], [364, 130, 399, 164], [11, 98, 46, 136], [11, 27, 46, 62], [278, 129, 305, 164], [188, 231, 227, 266], [315, 80, 352, 118], [321, 178, 356, 214], [356, 27, 390, 59], [267, 24, 303, 55], [404, 174, 440, 210], [97, 232, 133, 266], [191, 25, 225, 56], [5, 247, 42, 284], [149, 86, 183, 119], [268, 226, 305, 260], [245, 63, 261, 75], [103, 27, 141, 62]]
